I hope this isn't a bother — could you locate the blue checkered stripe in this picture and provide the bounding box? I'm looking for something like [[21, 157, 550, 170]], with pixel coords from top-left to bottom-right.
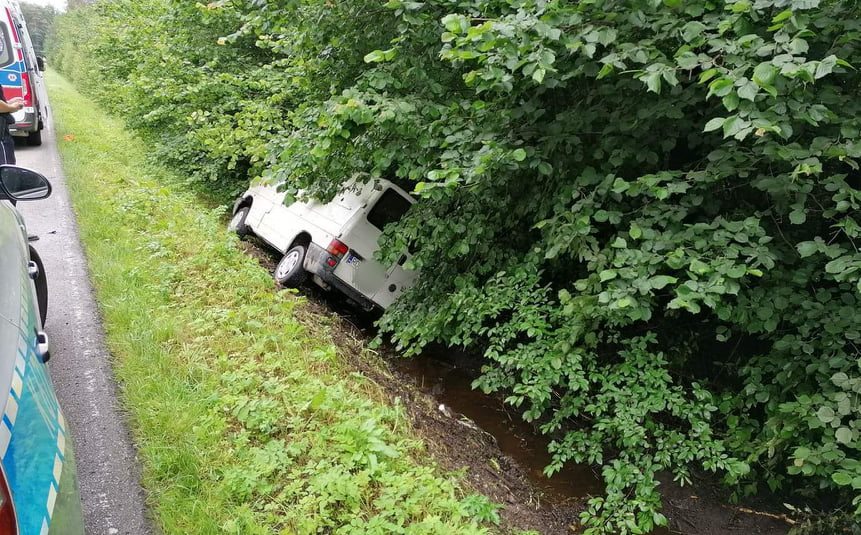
[[0, 271, 66, 535], [0, 61, 24, 86]]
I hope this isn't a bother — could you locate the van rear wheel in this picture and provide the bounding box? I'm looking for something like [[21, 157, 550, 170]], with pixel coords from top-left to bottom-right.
[[275, 245, 308, 287], [27, 130, 42, 146], [228, 206, 251, 238]]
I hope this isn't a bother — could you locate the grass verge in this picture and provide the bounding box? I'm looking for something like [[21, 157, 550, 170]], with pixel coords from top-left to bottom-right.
[[46, 70, 498, 534]]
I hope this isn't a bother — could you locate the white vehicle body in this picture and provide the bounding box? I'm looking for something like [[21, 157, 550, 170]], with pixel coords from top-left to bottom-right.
[[232, 179, 418, 310]]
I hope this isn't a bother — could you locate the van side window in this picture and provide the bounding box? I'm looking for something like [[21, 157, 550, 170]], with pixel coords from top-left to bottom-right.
[[367, 189, 411, 231], [0, 26, 12, 70]]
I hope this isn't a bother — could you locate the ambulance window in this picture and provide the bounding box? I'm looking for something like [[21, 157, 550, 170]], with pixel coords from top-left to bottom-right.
[[367, 189, 411, 231], [0, 26, 11, 69]]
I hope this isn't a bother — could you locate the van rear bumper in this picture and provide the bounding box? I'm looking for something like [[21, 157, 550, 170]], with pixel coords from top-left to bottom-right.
[[304, 243, 377, 311], [10, 111, 38, 134]]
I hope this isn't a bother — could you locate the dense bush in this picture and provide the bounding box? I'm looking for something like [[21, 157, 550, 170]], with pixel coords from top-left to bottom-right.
[[52, 0, 861, 532]]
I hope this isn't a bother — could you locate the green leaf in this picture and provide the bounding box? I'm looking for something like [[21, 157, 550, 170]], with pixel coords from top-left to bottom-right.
[[650, 275, 678, 289], [726, 264, 747, 279], [815, 55, 838, 79], [709, 78, 734, 98], [753, 63, 778, 87], [676, 51, 699, 70], [616, 296, 633, 308], [363, 50, 386, 63], [681, 21, 706, 42], [722, 115, 747, 138], [597, 63, 614, 79], [643, 72, 662, 94], [611, 237, 628, 248], [789, 38, 809, 55], [831, 372, 849, 387], [836, 427, 853, 445], [537, 161, 553, 175], [600, 269, 618, 282], [722, 92, 740, 112], [832, 472, 853, 486], [737, 81, 758, 101], [309, 389, 327, 410], [730, 1, 751, 13], [796, 241, 819, 258], [583, 43, 596, 58], [772, 9, 793, 23], [789, 210, 807, 224], [699, 68, 719, 83], [825, 258, 848, 274], [817, 406, 835, 424], [512, 148, 527, 162], [690, 259, 710, 274], [704, 117, 725, 132]]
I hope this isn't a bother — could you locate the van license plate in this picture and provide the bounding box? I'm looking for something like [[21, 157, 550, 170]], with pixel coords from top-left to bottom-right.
[[346, 253, 361, 266]]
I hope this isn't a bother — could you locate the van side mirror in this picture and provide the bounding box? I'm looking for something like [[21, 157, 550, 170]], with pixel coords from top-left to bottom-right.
[[36, 56, 44, 71], [0, 166, 51, 201]]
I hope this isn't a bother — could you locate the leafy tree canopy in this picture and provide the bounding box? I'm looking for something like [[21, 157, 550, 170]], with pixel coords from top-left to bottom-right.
[[20, 1, 56, 55]]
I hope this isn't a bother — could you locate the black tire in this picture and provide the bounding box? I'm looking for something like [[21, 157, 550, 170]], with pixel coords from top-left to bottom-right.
[[228, 206, 251, 238], [29, 246, 47, 326], [27, 130, 42, 146], [274, 245, 308, 287]]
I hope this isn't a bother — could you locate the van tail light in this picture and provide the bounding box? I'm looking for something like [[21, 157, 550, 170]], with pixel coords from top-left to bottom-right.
[[326, 239, 349, 258], [20, 71, 31, 107], [0, 464, 18, 534], [325, 239, 349, 268]]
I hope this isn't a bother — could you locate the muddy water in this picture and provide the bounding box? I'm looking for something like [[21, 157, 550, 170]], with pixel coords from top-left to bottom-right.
[[391, 354, 604, 505]]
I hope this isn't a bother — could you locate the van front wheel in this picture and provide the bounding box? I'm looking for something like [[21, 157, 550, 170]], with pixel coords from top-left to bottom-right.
[[275, 245, 308, 288]]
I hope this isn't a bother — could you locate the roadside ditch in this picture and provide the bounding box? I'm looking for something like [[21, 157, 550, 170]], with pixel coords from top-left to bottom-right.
[[239, 238, 795, 535]]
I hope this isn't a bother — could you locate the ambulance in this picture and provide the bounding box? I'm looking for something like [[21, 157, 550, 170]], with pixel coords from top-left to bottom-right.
[[0, 0, 47, 146]]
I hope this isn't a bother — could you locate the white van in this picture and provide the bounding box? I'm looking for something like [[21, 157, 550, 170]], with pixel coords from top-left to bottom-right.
[[229, 179, 419, 311]]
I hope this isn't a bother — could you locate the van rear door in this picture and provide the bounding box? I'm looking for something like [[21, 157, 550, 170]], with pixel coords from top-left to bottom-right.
[[371, 250, 419, 309], [331, 186, 413, 305], [0, 13, 20, 118], [0, 6, 31, 131]]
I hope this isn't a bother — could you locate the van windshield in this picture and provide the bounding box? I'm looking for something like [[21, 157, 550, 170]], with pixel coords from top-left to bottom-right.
[[367, 189, 411, 231], [0, 26, 12, 70]]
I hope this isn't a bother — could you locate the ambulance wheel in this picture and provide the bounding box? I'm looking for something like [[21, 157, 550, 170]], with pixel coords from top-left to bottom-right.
[[275, 245, 307, 288], [228, 206, 251, 238], [27, 130, 42, 146]]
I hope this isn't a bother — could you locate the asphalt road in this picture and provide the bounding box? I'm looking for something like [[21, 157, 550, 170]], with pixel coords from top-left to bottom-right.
[[15, 115, 153, 534]]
